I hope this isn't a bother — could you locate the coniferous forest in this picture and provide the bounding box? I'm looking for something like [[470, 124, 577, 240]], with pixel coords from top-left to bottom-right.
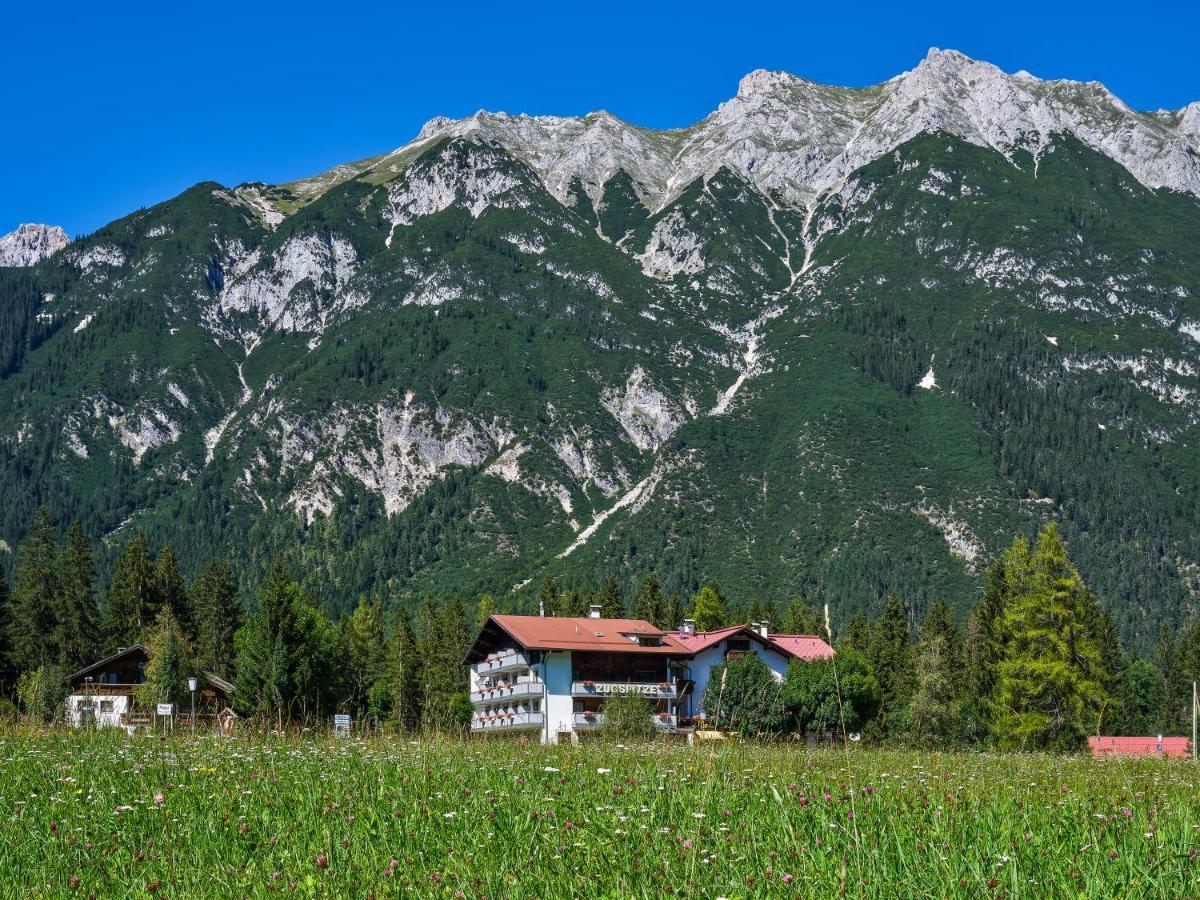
[[2, 506, 1196, 749]]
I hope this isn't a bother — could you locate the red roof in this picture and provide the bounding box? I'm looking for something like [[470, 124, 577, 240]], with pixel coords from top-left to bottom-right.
[[768, 634, 836, 661], [670, 625, 835, 661], [1089, 736, 1191, 758], [487, 615, 688, 654]]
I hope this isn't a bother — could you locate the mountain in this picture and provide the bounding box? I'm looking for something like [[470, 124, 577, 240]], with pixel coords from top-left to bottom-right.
[[2, 49, 1198, 645], [0, 224, 69, 267]]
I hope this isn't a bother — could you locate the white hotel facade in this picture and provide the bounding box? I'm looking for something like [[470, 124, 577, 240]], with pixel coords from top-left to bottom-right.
[[464, 607, 834, 743]]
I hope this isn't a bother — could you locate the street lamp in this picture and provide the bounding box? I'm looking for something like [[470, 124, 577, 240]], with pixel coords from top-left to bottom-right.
[[187, 677, 198, 735]]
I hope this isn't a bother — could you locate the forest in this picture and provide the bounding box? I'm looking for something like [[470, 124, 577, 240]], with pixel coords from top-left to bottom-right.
[[2, 505, 1195, 750]]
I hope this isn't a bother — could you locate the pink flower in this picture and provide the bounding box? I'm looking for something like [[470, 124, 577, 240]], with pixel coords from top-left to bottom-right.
[[783, 874, 793, 884], [683, 839, 694, 849], [314, 853, 328, 869], [153, 793, 165, 806], [68, 875, 80, 890], [1108, 850, 1118, 859], [865, 785, 875, 795]]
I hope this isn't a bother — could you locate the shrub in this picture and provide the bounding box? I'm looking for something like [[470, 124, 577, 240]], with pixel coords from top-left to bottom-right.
[[16, 665, 68, 725], [600, 693, 655, 740], [701, 655, 791, 737]]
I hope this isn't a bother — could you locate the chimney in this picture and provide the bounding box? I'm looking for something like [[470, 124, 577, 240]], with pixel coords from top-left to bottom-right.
[[680, 618, 696, 636], [539, 597, 545, 617], [588, 604, 602, 619], [757, 621, 770, 638]]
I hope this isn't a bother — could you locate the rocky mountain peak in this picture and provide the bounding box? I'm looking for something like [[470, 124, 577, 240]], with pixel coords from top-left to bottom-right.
[[0, 223, 70, 267]]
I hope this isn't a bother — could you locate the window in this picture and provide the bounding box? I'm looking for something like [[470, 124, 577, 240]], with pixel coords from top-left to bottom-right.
[[99, 701, 114, 713]]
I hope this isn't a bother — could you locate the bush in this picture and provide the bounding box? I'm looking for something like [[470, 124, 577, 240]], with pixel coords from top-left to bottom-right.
[[600, 693, 655, 740], [16, 666, 68, 726], [447, 693, 474, 734], [0, 698, 18, 726], [781, 647, 880, 737], [701, 655, 791, 737]]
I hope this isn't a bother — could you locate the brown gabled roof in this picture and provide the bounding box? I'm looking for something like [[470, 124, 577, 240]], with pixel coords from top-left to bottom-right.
[[67, 645, 148, 682], [466, 615, 690, 661]]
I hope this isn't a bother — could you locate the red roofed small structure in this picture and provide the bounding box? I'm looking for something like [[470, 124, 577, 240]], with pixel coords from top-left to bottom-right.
[[1088, 736, 1190, 758]]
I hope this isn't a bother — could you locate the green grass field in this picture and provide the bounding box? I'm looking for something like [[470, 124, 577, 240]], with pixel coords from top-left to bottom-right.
[[1, 731, 1197, 897]]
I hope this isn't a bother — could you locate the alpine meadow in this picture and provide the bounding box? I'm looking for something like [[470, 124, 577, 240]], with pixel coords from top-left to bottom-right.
[[3, 43, 1200, 898]]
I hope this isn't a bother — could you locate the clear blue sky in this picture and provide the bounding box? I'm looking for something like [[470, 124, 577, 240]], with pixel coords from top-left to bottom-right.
[[6, 0, 1198, 236]]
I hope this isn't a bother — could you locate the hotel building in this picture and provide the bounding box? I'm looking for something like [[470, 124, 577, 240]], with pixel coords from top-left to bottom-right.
[[464, 606, 834, 743]]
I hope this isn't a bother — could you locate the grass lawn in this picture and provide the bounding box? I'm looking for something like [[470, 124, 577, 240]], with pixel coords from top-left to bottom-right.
[[1, 730, 1197, 897]]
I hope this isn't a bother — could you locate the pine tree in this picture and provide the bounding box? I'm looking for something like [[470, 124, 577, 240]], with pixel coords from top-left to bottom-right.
[[155, 543, 192, 640], [559, 587, 586, 617], [56, 521, 98, 671], [475, 593, 497, 629], [1116, 660, 1167, 735], [388, 611, 422, 732], [418, 599, 471, 731], [840, 612, 871, 655], [961, 537, 1030, 740], [138, 606, 194, 709], [0, 570, 16, 693], [781, 597, 822, 635], [905, 600, 963, 745], [691, 583, 728, 632], [233, 559, 339, 725], [866, 592, 914, 741], [10, 507, 61, 672], [191, 561, 240, 676], [341, 597, 387, 719], [105, 530, 158, 649], [633, 572, 665, 626], [593, 577, 624, 618], [536, 577, 560, 616], [662, 592, 686, 633], [991, 524, 1107, 751], [1154, 623, 1183, 730]]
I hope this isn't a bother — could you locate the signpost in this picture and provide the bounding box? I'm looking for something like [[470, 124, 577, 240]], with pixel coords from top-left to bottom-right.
[[334, 714, 351, 738], [156, 703, 174, 733]]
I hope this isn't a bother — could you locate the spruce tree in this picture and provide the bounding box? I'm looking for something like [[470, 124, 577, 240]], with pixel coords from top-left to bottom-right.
[[905, 600, 963, 745], [536, 577, 559, 616], [0, 570, 16, 693], [138, 606, 194, 709], [991, 524, 1107, 751], [593, 577, 624, 618], [633, 573, 664, 626], [155, 543, 192, 640], [662, 592, 686, 633], [418, 599, 471, 731], [388, 611, 422, 732], [781, 597, 822, 635], [10, 507, 61, 672], [105, 530, 158, 648], [56, 521, 98, 671], [1116, 660, 1167, 735], [691, 583, 728, 632], [866, 592, 914, 741], [191, 561, 240, 676], [341, 597, 387, 719], [1154, 623, 1183, 730]]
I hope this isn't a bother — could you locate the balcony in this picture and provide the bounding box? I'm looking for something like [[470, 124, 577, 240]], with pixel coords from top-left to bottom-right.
[[471, 682, 544, 705], [571, 681, 677, 699], [573, 711, 607, 728], [471, 712, 544, 733], [474, 651, 532, 675], [652, 713, 678, 732]]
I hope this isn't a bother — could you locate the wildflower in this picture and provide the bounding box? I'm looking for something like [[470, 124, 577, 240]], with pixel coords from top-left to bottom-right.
[[783, 874, 793, 884], [1108, 850, 1118, 859], [865, 785, 875, 795], [153, 792, 164, 806], [315, 853, 328, 869], [597, 768, 611, 775], [68, 875, 80, 890], [683, 839, 694, 849]]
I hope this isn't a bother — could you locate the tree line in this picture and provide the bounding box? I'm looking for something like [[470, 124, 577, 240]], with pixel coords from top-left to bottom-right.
[[2, 507, 1197, 746]]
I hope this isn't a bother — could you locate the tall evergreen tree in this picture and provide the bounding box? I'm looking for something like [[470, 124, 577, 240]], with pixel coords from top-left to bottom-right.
[[536, 577, 559, 617], [10, 507, 61, 673], [138, 606, 194, 710], [155, 543, 192, 640], [1116, 660, 1167, 735], [0, 570, 16, 693], [105, 530, 158, 649], [1154, 623, 1184, 730], [991, 524, 1107, 751], [56, 520, 98, 671], [340, 597, 387, 719], [662, 592, 686, 633], [388, 611, 422, 732], [781, 597, 822, 635], [866, 592, 914, 740], [633, 573, 665, 626], [233, 559, 339, 725], [475, 593, 497, 629], [905, 600, 963, 745], [191, 561, 240, 676], [840, 611, 871, 655], [593, 576, 624, 618], [691, 583, 728, 632], [418, 599, 472, 730]]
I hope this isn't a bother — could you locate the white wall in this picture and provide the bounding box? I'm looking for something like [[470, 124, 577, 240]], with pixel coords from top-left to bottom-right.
[[66, 694, 130, 729], [688, 641, 791, 720], [541, 651, 574, 744]]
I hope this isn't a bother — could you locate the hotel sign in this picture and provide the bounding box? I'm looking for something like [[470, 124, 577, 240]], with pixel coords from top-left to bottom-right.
[[584, 682, 669, 696]]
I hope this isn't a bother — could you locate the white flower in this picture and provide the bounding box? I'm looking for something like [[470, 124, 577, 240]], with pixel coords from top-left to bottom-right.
[[444, 812, 455, 818], [543, 766, 560, 773], [597, 768, 612, 774]]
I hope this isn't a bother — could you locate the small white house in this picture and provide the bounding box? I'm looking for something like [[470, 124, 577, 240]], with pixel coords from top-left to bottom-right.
[[464, 610, 834, 743]]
